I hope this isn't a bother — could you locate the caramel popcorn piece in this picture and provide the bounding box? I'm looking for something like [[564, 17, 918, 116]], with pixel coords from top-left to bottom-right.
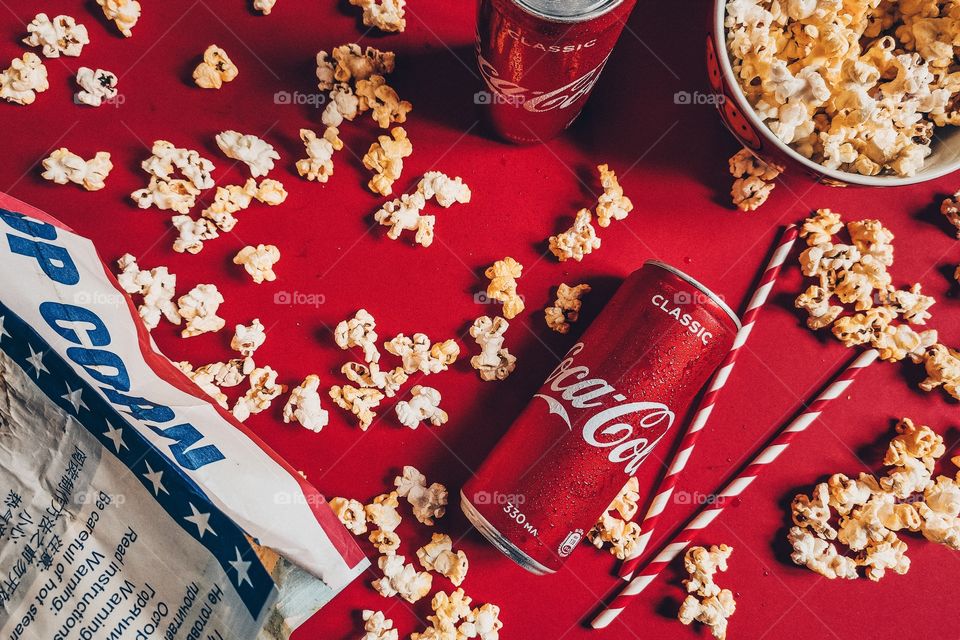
[[919, 475, 960, 551], [356, 75, 412, 128], [177, 284, 225, 337], [792, 483, 837, 540], [361, 610, 399, 640], [365, 491, 402, 533], [329, 497, 367, 535], [794, 285, 842, 330], [549, 209, 601, 262], [316, 44, 395, 91], [588, 512, 643, 561], [678, 545, 736, 640], [233, 244, 280, 284], [363, 127, 412, 196], [884, 417, 945, 472], [826, 473, 876, 516], [0, 52, 49, 105], [484, 257, 524, 319], [942, 191, 960, 238], [469, 316, 516, 382], [417, 533, 468, 587], [595, 163, 633, 226], [349, 0, 406, 33], [24, 14, 88, 58], [232, 366, 286, 422], [847, 219, 895, 267], [919, 344, 960, 400], [395, 385, 448, 429], [116, 254, 180, 330], [200, 179, 257, 232], [193, 45, 238, 89], [283, 374, 329, 433], [334, 309, 380, 364], [254, 178, 288, 206], [545, 283, 591, 334], [883, 283, 935, 325], [374, 192, 434, 247], [728, 148, 781, 212], [330, 384, 384, 430], [369, 529, 400, 556], [296, 127, 343, 182], [800, 209, 844, 247], [373, 554, 432, 603], [215, 130, 280, 178], [42, 148, 112, 191], [253, 0, 277, 14], [97, 0, 140, 37], [394, 466, 447, 526], [609, 477, 640, 520]]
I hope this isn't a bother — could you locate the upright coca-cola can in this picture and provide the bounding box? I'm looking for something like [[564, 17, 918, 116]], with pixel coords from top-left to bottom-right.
[[475, 0, 639, 143], [462, 262, 740, 574]]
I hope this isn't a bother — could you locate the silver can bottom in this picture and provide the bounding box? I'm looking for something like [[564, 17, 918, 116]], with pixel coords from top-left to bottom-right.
[[460, 491, 555, 576]]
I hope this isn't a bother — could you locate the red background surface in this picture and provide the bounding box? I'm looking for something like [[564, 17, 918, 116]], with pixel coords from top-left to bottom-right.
[[1, 2, 959, 639]]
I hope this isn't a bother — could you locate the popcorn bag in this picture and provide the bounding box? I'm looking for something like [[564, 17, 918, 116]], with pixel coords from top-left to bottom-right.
[[0, 192, 368, 639]]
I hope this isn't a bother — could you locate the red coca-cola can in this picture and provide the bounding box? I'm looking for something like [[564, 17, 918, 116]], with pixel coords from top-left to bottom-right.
[[475, 0, 639, 143], [462, 262, 740, 574]]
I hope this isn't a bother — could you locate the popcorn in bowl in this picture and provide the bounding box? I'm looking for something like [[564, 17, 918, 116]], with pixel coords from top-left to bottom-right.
[[723, 0, 960, 179]]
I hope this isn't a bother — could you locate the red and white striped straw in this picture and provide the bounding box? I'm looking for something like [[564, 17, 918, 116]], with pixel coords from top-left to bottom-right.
[[592, 348, 879, 630], [618, 224, 799, 580]]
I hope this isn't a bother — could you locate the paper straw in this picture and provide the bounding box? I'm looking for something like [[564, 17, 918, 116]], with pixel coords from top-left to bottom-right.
[[592, 348, 879, 629], [618, 224, 799, 580]]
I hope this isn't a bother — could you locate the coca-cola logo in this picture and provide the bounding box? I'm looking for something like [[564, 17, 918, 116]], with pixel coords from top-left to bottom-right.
[[477, 54, 610, 114], [534, 343, 675, 475]]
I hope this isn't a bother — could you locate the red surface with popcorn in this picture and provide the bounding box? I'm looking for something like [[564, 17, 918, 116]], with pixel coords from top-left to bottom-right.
[[1, 2, 959, 639]]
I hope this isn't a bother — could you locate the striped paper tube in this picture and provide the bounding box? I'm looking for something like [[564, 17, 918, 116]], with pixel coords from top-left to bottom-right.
[[592, 348, 880, 630], [618, 224, 799, 580]]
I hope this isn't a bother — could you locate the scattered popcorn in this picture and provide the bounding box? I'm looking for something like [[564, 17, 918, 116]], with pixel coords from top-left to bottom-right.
[[116, 254, 181, 330], [23, 14, 88, 58], [545, 283, 591, 334], [196, 359, 252, 388], [788, 418, 960, 583], [595, 164, 633, 226], [394, 466, 447, 526], [193, 45, 238, 89], [417, 533, 468, 587], [74, 67, 118, 107], [215, 131, 280, 178], [254, 178, 288, 206], [369, 529, 401, 555], [418, 172, 472, 207], [201, 179, 258, 232], [372, 554, 432, 603], [229, 319, 266, 358], [342, 361, 408, 397], [233, 244, 280, 284], [728, 148, 781, 211], [141, 140, 215, 190], [330, 497, 367, 536], [97, 0, 140, 37], [349, 0, 406, 33], [678, 545, 736, 640], [411, 589, 503, 640], [942, 191, 960, 238], [363, 127, 412, 196], [610, 477, 640, 520], [587, 512, 643, 560], [41, 148, 113, 191], [171, 215, 218, 254], [177, 284, 225, 337], [233, 366, 286, 422], [384, 333, 459, 375], [919, 343, 960, 401], [469, 316, 516, 382], [356, 75, 412, 128], [321, 83, 360, 128], [484, 257, 524, 319], [794, 209, 951, 398], [316, 44, 396, 91], [335, 309, 380, 364], [361, 610, 398, 640], [253, 0, 277, 14], [725, 0, 960, 177], [296, 127, 343, 182], [175, 361, 226, 408], [548, 209, 601, 262], [283, 374, 329, 433], [396, 385, 447, 429], [374, 192, 433, 246], [0, 52, 49, 105], [330, 384, 384, 430], [365, 492, 402, 533]]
